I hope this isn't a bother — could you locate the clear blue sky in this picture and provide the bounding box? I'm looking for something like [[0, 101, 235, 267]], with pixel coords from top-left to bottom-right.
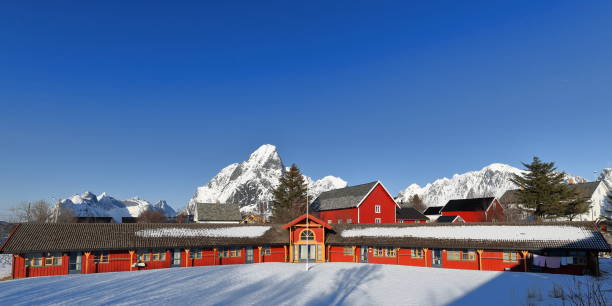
[[1, 1, 611, 217]]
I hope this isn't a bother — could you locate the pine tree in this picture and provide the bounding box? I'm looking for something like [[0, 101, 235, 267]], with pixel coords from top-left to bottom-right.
[[409, 195, 427, 212], [271, 164, 308, 222], [510, 157, 579, 220]]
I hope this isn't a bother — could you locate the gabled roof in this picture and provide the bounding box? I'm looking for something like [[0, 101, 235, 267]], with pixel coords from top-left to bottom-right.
[[282, 214, 333, 230], [423, 206, 444, 215], [310, 181, 379, 211], [500, 181, 604, 204], [396, 207, 429, 220], [436, 215, 464, 223], [441, 197, 496, 212], [196, 203, 242, 222], [0, 223, 288, 253]]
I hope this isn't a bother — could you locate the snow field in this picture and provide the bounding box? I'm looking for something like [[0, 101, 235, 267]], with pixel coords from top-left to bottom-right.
[[0, 261, 610, 306]]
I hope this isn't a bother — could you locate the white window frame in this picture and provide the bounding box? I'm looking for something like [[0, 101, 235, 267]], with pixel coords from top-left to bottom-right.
[[337, 219, 343, 224], [347, 219, 352, 224], [374, 218, 381, 223], [375, 205, 381, 213]]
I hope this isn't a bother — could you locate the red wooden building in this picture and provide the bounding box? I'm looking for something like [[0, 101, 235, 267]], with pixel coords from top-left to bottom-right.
[[310, 181, 400, 224], [1, 218, 608, 279], [396, 207, 429, 223], [440, 197, 504, 222]]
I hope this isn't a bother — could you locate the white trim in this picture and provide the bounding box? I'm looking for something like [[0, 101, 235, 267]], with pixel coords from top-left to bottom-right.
[[355, 181, 402, 209], [357, 206, 360, 223]]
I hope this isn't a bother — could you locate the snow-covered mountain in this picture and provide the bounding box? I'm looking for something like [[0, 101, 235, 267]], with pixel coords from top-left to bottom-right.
[[396, 163, 587, 207], [599, 168, 612, 190], [56, 192, 176, 222], [187, 144, 347, 214]]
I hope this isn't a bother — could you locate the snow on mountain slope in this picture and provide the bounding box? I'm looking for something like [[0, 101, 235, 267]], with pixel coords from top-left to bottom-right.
[[600, 168, 612, 190], [397, 163, 587, 207], [56, 192, 176, 222], [187, 144, 347, 214]]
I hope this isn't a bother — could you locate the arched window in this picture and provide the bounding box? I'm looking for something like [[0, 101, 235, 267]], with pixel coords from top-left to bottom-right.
[[300, 230, 314, 241]]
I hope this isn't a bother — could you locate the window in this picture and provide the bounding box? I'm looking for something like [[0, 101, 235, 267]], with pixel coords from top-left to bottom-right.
[[503, 251, 518, 263], [219, 248, 241, 258], [300, 230, 314, 241], [263, 247, 271, 256], [375, 218, 381, 223], [398, 220, 404, 223], [448, 249, 475, 261], [373, 247, 396, 257], [568, 251, 587, 265], [26, 253, 43, 267], [190, 249, 202, 259], [343, 247, 353, 256], [137, 250, 151, 262], [152, 249, 166, 261], [375, 205, 381, 213], [447, 250, 461, 261], [230, 248, 241, 257], [338, 219, 343, 224], [94, 252, 110, 264], [462, 250, 476, 261], [411, 249, 423, 258], [328, 220, 332, 224], [347, 219, 352, 224], [44, 253, 62, 266]]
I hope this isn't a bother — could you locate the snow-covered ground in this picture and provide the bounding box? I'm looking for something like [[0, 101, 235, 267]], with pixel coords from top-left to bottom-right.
[[1, 261, 611, 305]]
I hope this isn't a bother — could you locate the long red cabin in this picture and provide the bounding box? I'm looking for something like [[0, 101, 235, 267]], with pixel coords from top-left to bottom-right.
[[1, 217, 608, 279], [440, 197, 505, 222]]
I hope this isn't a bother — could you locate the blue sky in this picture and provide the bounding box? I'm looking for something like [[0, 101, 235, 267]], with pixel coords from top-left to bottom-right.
[[1, 1, 611, 216]]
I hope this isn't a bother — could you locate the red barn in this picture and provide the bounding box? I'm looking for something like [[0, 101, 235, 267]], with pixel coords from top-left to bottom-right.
[[396, 207, 429, 223], [441, 197, 504, 222], [311, 181, 400, 224]]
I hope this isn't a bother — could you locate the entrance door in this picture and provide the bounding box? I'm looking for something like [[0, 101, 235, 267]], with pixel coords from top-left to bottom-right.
[[246, 247, 254, 264], [298, 245, 317, 262], [431, 249, 442, 267], [171, 249, 181, 267], [69, 252, 82, 274], [360, 246, 368, 263]]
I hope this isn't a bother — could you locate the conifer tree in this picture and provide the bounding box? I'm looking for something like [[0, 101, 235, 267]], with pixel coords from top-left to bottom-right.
[[409, 194, 427, 212], [510, 157, 579, 220], [271, 164, 308, 222]]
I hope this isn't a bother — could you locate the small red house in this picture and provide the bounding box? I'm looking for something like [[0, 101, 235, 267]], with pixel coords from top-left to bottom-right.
[[311, 181, 400, 224], [441, 197, 504, 222], [396, 207, 429, 223]]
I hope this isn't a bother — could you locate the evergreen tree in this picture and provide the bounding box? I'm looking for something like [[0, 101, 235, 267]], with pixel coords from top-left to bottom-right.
[[271, 164, 308, 222], [409, 194, 427, 212], [510, 157, 579, 220]]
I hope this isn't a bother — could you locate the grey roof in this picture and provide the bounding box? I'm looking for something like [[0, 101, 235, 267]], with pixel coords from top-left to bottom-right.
[[325, 222, 611, 252], [196, 203, 243, 222], [396, 207, 429, 220], [442, 197, 495, 212], [423, 206, 444, 215], [436, 215, 463, 223], [0, 223, 288, 253], [500, 181, 603, 205], [311, 181, 379, 211]]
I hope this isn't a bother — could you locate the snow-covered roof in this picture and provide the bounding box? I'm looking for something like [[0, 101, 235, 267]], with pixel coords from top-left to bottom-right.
[[136, 226, 270, 238], [328, 222, 610, 251]]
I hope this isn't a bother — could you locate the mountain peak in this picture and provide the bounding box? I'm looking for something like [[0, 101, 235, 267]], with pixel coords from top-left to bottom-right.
[[481, 163, 521, 173], [187, 144, 346, 215]]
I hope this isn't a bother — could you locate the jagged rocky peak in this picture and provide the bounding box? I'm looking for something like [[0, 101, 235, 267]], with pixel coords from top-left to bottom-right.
[[57, 192, 176, 222], [599, 168, 612, 189], [397, 162, 588, 208], [187, 144, 347, 215]]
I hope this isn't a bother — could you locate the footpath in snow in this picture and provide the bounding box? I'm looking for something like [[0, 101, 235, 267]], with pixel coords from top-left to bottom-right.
[[0, 261, 610, 306]]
